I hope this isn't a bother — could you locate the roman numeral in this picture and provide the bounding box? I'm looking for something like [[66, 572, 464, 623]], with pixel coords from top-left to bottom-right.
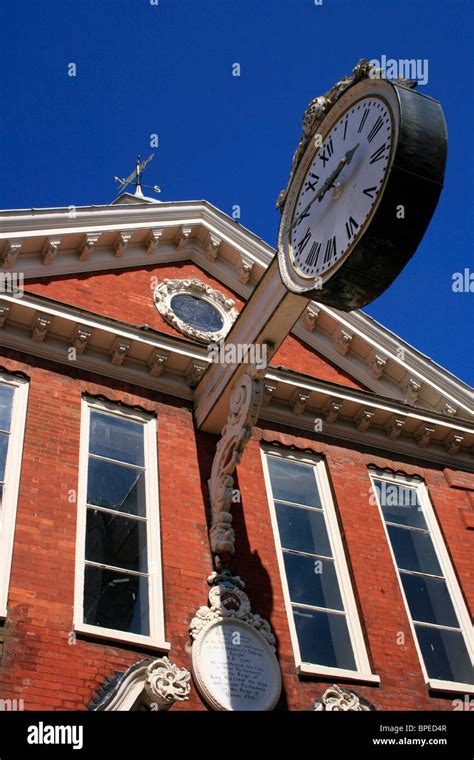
[[306, 241, 322, 268], [296, 210, 310, 227], [303, 172, 319, 194], [296, 227, 311, 256], [343, 117, 348, 141], [323, 236, 337, 264], [367, 116, 384, 144], [319, 138, 334, 167], [363, 186, 377, 199], [369, 143, 387, 164], [358, 108, 370, 133], [345, 216, 359, 239]]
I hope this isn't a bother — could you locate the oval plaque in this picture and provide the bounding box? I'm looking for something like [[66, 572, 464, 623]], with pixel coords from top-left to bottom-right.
[[191, 617, 281, 711]]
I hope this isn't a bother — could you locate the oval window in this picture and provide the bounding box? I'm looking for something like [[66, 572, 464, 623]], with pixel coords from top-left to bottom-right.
[[170, 294, 224, 334]]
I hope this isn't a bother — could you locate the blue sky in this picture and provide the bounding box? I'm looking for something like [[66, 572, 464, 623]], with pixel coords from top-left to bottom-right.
[[1, 0, 472, 384]]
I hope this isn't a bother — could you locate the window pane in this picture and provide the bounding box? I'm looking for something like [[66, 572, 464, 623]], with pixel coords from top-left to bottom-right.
[[87, 458, 146, 516], [276, 502, 331, 557], [374, 480, 428, 530], [267, 457, 321, 508], [86, 509, 148, 573], [294, 607, 356, 670], [416, 625, 473, 684], [90, 411, 144, 466], [0, 385, 14, 432], [0, 433, 9, 482], [388, 525, 442, 576], [84, 566, 149, 636], [284, 552, 343, 611], [170, 294, 224, 332], [401, 573, 460, 628]]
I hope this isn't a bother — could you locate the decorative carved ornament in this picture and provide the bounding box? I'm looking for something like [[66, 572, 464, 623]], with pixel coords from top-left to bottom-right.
[[73, 326, 92, 355], [208, 366, 264, 564], [32, 314, 52, 343], [2, 239, 23, 267], [322, 398, 343, 423], [42, 236, 62, 265], [79, 233, 100, 261], [185, 361, 207, 388], [401, 374, 422, 404], [190, 573, 276, 652], [263, 381, 278, 406], [88, 656, 191, 711], [205, 232, 222, 261], [335, 328, 353, 356], [367, 350, 387, 380], [153, 278, 238, 345], [314, 684, 375, 711], [303, 305, 320, 332], [237, 255, 254, 284]]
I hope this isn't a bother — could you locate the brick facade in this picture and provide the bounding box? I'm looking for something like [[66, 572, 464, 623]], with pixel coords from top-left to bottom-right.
[[0, 261, 471, 711]]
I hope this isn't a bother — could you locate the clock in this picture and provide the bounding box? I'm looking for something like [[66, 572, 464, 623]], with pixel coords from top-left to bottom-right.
[[278, 74, 447, 311]]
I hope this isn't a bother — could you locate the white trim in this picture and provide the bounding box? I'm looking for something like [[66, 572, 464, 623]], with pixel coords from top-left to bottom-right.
[[0, 374, 29, 618], [297, 663, 380, 684], [261, 445, 377, 683], [0, 198, 471, 420], [0, 291, 471, 463], [369, 469, 474, 694], [73, 396, 169, 650]]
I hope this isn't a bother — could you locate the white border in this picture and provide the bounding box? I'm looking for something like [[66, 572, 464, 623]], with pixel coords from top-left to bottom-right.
[[0, 374, 29, 618], [261, 445, 379, 683], [73, 396, 170, 650], [369, 469, 474, 695]]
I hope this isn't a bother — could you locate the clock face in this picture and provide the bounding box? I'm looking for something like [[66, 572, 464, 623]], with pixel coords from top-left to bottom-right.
[[289, 96, 394, 279]]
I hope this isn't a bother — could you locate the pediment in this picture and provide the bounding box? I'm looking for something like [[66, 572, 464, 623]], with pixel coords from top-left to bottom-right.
[[0, 199, 471, 422]]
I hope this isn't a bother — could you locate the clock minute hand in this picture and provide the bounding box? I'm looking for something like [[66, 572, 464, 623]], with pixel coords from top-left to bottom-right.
[[317, 142, 360, 203], [287, 143, 361, 236]]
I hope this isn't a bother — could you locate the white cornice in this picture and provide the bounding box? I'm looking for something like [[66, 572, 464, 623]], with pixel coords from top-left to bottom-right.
[[261, 369, 473, 470], [0, 293, 471, 469], [0, 199, 471, 422]]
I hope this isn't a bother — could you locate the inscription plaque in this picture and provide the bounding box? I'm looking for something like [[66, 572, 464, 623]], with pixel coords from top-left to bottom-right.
[[191, 617, 281, 711]]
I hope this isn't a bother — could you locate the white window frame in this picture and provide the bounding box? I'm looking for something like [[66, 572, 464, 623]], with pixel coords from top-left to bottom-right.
[[73, 396, 169, 651], [369, 468, 474, 695], [0, 374, 29, 619], [261, 446, 379, 684]]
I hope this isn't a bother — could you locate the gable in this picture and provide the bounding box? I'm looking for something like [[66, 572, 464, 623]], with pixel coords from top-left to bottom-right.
[[25, 261, 368, 392], [0, 199, 471, 419]]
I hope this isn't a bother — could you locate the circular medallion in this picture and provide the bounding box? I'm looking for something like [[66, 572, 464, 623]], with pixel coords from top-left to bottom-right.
[[153, 279, 238, 344], [191, 618, 281, 711]]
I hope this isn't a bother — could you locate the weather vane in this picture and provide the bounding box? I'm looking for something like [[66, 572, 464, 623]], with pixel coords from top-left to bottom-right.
[[114, 153, 161, 198]]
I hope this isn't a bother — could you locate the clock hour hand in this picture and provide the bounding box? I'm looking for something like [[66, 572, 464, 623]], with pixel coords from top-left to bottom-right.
[[317, 142, 360, 203], [287, 143, 360, 235]]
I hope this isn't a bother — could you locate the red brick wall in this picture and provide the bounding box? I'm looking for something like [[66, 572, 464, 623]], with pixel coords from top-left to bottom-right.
[[0, 263, 470, 711], [26, 262, 367, 392], [0, 347, 470, 711], [0, 350, 211, 711], [233, 430, 473, 712]]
